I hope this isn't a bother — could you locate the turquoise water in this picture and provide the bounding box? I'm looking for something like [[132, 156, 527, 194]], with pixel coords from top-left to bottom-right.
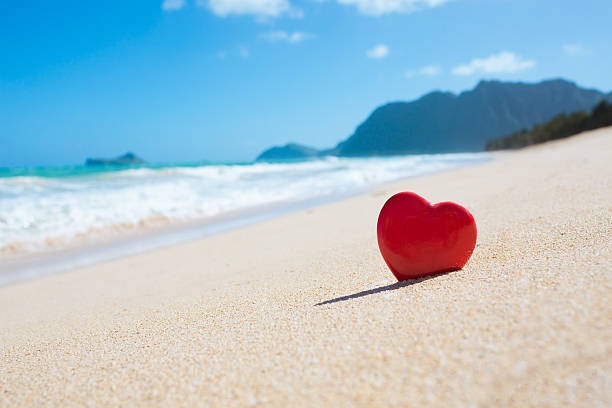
[[0, 153, 489, 260], [0, 160, 243, 179]]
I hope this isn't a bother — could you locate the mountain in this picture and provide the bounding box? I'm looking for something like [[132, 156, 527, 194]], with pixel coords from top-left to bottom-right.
[[255, 79, 610, 160], [334, 79, 609, 156], [256, 143, 320, 161], [85, 152, 146, 166]]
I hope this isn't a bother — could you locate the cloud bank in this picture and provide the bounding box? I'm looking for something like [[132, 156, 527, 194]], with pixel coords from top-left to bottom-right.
[[337, 0, 448, 16], [200, 0, 292, 18], [452, 52, 535, 76], [367, 44, 389, 59], [166, 0, 448, 18]]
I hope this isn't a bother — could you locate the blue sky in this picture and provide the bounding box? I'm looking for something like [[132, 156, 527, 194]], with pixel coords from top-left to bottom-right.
[[1, 0, 611, 166]]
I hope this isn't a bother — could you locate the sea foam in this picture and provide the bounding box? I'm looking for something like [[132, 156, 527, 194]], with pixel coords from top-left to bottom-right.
[[0, 153, 488, 258]]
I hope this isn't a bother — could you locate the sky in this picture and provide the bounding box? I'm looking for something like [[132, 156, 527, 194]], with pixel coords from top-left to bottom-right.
[[1, 0, 611, 166]]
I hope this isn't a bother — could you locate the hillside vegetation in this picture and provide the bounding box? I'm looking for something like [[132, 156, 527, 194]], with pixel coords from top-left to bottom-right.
[[485, 101, 612, 150]]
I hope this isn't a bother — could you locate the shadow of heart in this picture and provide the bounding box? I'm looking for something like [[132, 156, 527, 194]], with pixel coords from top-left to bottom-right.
[[314, 272, 450, 306]]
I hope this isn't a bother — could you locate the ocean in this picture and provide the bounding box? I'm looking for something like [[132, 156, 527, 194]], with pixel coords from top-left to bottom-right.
[[0, 153, 489, 283]]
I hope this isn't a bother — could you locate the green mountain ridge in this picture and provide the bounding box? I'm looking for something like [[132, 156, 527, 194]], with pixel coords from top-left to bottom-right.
[[256, 79, 611, 160]]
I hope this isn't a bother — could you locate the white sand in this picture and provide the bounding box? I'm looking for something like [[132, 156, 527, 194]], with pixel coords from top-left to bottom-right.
[[1, 127, 611, 406]]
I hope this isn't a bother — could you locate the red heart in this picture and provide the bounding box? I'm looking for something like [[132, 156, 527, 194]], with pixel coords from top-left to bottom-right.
[[377, 192, 477, 281]]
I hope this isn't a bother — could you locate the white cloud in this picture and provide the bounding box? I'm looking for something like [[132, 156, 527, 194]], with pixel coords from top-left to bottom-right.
[[200, 0, 293, 18], [162, 0, 186, 11], [452, 51, 535, 76], [563, 43, 590, 57], [337, 0, 448, 16], [405, 65, 442, 78], [367, 44, 389, 59], [261, 31, 314, 44]]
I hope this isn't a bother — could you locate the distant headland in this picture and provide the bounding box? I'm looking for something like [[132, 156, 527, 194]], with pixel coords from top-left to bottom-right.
[[256, 78, 612, 160], [85, 152, 146, 166]]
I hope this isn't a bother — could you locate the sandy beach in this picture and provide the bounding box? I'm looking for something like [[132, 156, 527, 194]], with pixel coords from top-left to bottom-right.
[[1, 127, 611, 406]]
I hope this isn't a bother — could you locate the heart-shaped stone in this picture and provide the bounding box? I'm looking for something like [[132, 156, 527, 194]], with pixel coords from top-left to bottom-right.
[[377, 192, 477, 281]]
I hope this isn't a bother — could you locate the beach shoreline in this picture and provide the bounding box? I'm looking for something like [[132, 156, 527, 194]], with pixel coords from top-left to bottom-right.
[[0, 154, 491, 287], [1, 128, 610, 406]]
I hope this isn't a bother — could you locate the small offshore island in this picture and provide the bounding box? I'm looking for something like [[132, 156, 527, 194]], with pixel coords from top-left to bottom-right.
[[85, 152, 146, 166]]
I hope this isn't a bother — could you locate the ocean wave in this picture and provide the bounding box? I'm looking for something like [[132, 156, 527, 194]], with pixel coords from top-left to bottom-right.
[[0, 153, 489, 258]]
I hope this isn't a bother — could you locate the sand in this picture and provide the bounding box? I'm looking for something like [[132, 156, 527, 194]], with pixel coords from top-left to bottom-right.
[[1, 127, 611, 407]]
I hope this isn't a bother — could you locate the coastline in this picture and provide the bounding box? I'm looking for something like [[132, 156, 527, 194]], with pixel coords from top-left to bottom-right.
[[0, 153, 491, 287], [1, 128, 611, 406]]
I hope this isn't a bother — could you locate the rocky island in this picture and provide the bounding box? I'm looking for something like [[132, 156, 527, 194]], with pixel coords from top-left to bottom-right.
[[85, 152, 146, 166]]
